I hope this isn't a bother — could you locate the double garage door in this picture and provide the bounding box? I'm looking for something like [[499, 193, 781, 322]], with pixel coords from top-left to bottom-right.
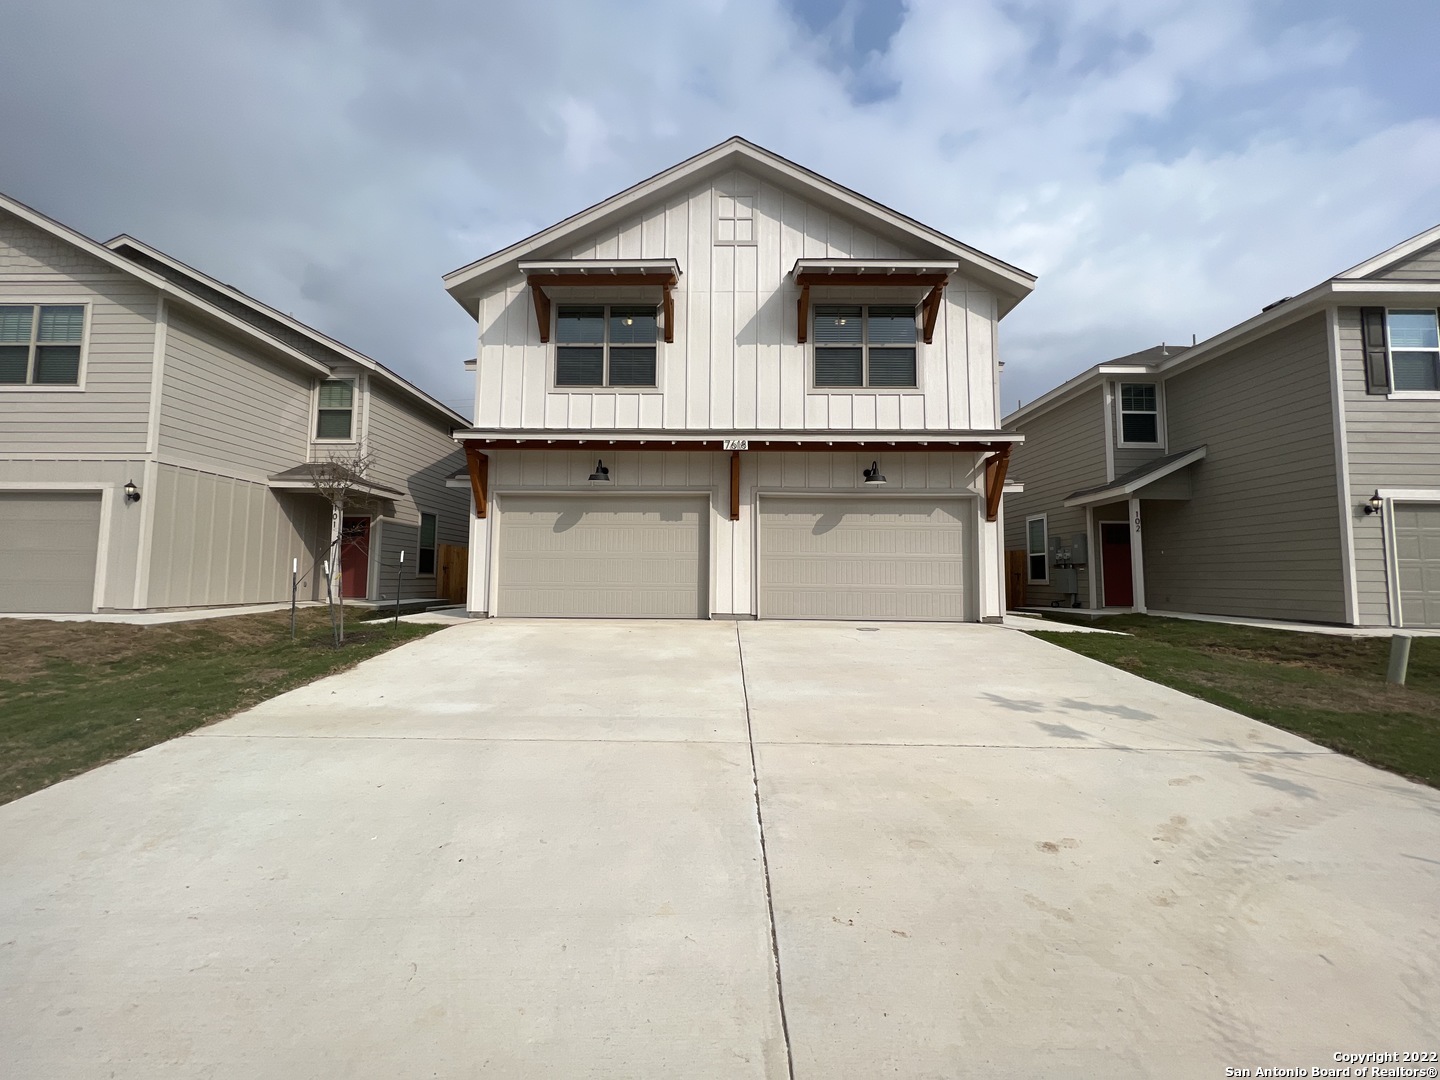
[[1395, 502, 1440, 627], [494, 494, 971, 621], [0, 492, 102, 613]]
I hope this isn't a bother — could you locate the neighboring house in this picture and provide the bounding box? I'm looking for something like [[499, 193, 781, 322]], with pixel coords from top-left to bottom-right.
[[1003, 223, 1440, 628], [0, 193, 470, 614], [441, 137, 1034, 621]]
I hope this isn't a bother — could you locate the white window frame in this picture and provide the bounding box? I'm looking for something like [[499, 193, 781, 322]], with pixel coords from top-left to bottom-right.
[[714, 194, 756, 245], [418, 511, 438, 578], [0, 300, 91, 392], [809, 304, 921, 391], [1384, 308, 1440, 400], [1117, 382, 1163, 447], [313, 377, 358, 443], [1026, 513, 1049, 585], [551, 304, 661, 390]]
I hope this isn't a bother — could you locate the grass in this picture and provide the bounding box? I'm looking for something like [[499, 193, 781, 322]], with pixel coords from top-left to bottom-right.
[[0, 607, 441, 805], [1032, 613, 1440, 788]]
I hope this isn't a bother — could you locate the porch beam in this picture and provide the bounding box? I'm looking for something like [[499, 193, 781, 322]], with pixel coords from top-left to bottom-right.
[[462, 439, 1013, 454], [983, 443, 1012, 522], [464, 444, 489, 519]]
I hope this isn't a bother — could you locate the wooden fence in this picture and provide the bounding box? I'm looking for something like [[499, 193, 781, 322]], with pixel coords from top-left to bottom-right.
[[436, 543, 468, 605], [1005, 550, 1027, 610]]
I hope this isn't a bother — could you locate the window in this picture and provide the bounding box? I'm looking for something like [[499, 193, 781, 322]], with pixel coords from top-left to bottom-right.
[[1119, 383, 1159, 444], [1026, 515, 1048, 584], [418, 513, 437, 575], [315, 379, 354, 439], [555, 305, 657, 387], [1388, 309, 1440, 392], [813, 305, 917, 388], [0, 304, 85, 385], [715, 195, 755, 244]]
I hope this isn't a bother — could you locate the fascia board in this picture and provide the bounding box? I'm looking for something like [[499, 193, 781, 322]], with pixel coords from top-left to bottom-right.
[[106, 234, 468, 426], [1002, 367, 1106, 427], [1329, 280, 1440, 294], [453, 428, 1024, 444], [1335, 222, 1440, 279], [443, 137, 1035, 309], [1154, 285, 1334, 375], [0, 196, 332, 378]]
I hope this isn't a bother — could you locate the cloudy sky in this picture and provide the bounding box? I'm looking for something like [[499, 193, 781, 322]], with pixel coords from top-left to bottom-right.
[[3, 0, 1437, 418]]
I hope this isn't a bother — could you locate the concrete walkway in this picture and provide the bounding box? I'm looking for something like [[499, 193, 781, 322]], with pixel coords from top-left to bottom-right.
[[2, 621, 1437, 1078]]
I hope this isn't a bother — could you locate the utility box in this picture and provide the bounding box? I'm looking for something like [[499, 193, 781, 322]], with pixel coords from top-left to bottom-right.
[[1069, 533, 1088, 567], [1051, 567, 1079, 593]]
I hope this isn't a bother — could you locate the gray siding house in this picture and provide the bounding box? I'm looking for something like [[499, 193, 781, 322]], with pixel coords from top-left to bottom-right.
[[0, 194, 470, 613], [1002, 223, 1440, 628]]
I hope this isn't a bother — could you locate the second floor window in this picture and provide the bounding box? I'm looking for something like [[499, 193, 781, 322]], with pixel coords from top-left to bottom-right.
[[555, 305, 657, 387], [1119, 383, 1159, 444], [0, 304, 85, 385], [1388, 310, 1440, 392], [316, 379, 354, 439], [813, 305, 917, 388]]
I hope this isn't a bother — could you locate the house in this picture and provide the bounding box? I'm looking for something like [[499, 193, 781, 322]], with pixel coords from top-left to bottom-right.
[[0, 193, 470, 614], [441, 137, 1034, 621], [1002, 223, 1440, 628]]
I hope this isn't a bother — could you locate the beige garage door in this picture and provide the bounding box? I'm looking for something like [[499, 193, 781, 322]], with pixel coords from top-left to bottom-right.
[[759, 497, 972, 621], [1395, 502, 1440, 627], [0, 492, 102, 613], [497, 495, 707, 617]]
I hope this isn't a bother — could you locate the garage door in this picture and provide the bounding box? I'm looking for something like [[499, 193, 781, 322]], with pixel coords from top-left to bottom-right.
[[759, 497, 972, 621], [1395, 502, 1440, 627], [0, 492, 102, 613], [497, 495, 707, 617]]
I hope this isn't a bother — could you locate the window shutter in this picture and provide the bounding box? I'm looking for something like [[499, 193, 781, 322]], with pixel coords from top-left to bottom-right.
[[1360, 307, 1390, 394]]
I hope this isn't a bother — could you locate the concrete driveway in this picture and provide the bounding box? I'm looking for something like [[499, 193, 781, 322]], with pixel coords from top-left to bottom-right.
[[2, 621, 1437, 1078]]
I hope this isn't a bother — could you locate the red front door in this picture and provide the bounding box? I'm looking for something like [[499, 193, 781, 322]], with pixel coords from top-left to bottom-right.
[[341, 517, 370, 598], [1100, 522, 1133, 607]]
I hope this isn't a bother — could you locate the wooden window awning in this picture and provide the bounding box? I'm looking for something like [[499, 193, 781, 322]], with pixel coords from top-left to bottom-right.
[[520, 260, 681, 345], [793, 259, 959, 346]]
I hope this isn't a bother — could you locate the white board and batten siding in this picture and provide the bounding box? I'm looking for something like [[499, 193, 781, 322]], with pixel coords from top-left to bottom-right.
[[468, 449, 994, 620], [473, 170, 1000, 434]]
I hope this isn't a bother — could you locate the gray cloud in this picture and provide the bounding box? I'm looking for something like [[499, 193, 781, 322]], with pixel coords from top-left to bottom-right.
[[2, 0, 1437, 420]]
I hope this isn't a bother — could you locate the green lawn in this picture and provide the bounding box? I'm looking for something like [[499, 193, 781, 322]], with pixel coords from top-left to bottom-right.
[[1033, 614, 1440, 788], [0, 608, 441, 805]]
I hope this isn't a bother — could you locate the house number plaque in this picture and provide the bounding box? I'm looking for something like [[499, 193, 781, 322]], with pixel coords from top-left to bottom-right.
[[723, 439, 749, 451]]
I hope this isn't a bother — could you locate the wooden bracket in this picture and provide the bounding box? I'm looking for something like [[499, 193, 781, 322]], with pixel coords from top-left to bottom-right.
[[797, 282, 810, 344], [729, 450, 741, 521], [663, 282, 675, 344], [921, 283, 945, 345], [530, 281, 552, 344], [464, 444, 489, 519], [983, 444, 1012, 523]]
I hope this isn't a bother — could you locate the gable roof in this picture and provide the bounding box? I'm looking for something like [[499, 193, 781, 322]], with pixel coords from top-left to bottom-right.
[[1064, 445, 1207, 507], [105, 234, 468, 428], [1005, 220, 1440, 429], [443, 136, 1036, 318], [0, 191, 331, 379]]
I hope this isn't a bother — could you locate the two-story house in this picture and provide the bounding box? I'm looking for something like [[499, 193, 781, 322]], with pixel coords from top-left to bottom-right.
[[1003, 223, 1440, 628], [0, 193, 470, 614], [441, 138, 1034, 621]]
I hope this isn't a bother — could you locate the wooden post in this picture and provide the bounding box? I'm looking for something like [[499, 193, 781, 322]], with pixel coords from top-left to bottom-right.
[[983, 444, 1012, 522], [530, 281, 551, 343], [921, 283, 944, 344], [730, 450, 741, 522], [662, 282, 675, 344], [797, 283, 810, 344]]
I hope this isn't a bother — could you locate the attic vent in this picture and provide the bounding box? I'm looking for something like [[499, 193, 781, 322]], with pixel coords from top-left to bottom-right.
[[1261, 296, 1293, 313], [715, 194, 755, 245]]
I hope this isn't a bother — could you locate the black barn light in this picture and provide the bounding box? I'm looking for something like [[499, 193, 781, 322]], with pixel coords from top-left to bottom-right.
[[588, 459, 612, 484], [862, 460, 887, 486]]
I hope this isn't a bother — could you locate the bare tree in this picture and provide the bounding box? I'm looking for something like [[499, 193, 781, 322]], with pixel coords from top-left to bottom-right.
[[306, 444, 378, 645]]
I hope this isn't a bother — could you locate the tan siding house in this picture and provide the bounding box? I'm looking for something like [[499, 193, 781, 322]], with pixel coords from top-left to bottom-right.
[[1004, 224, 1440, 628], [447, 138, 1035, 621], [0, 194, 469, 614]]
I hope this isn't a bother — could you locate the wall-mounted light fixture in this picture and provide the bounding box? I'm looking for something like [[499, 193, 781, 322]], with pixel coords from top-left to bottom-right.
[[1363, 491, 1383, 515], [588, 459, 612, 484], [123, 479, 141, 504], [863, 461, 887, 486]]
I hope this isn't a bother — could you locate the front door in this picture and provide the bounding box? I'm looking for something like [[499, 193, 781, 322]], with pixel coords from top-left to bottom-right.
[[340, 516, 370, 599], [1100, 522, 1133, 607]]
